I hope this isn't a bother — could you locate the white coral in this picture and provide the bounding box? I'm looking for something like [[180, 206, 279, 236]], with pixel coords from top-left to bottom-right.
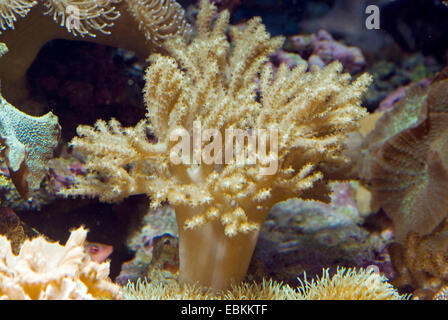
[[0, 227, 121, 300]]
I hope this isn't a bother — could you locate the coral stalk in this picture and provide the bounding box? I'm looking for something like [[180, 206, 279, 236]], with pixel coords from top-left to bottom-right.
[[176, 205, 261, 288]]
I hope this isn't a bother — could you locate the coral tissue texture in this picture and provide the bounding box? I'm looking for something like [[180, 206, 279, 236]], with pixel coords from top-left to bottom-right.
[[0, 227, 121, 300], [63, 0, 372, 236]]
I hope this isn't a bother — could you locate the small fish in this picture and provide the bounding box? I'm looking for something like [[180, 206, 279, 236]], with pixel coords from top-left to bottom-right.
[[85, 241, 113, 263]]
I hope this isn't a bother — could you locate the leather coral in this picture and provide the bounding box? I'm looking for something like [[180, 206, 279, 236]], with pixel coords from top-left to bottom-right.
[[367, 68, 448, 243], [60, 0, 372, 289]]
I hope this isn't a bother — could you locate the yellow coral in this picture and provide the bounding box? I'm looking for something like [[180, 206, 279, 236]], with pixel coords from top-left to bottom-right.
[[123, 278, 218, 300], [62, 0, 371, 289], [122, 278, 299, 300], [224, 279, 299, 300], [0, 227, 121, 299], [122, 270, 406, 300], [296, 267, 408, 300]]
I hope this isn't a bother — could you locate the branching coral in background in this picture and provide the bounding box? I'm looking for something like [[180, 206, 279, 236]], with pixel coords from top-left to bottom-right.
[[206, 0, 242, 13], [61, 0, 371, 289], [0, 227, 121, 299]]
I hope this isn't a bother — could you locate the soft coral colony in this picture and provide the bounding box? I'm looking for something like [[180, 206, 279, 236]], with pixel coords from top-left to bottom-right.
[[60, 0, 372, 291]]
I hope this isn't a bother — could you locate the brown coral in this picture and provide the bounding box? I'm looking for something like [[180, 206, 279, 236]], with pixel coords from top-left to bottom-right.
[[0, 208, 26, 254], [388, 218, 448, 299], [360, 68, 448, 299], [0, 226, 121, 300], [61, 0, 371, 289], [366, 68, 448, 242]]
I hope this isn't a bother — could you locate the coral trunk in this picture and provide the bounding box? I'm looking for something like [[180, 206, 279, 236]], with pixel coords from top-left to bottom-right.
[[177, 213, 260, 290]]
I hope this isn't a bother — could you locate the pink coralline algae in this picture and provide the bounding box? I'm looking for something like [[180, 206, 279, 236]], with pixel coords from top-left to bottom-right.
[[271, 50, 308, 70], [378, 78, 431, 112], [286, 30, 366, 74]]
